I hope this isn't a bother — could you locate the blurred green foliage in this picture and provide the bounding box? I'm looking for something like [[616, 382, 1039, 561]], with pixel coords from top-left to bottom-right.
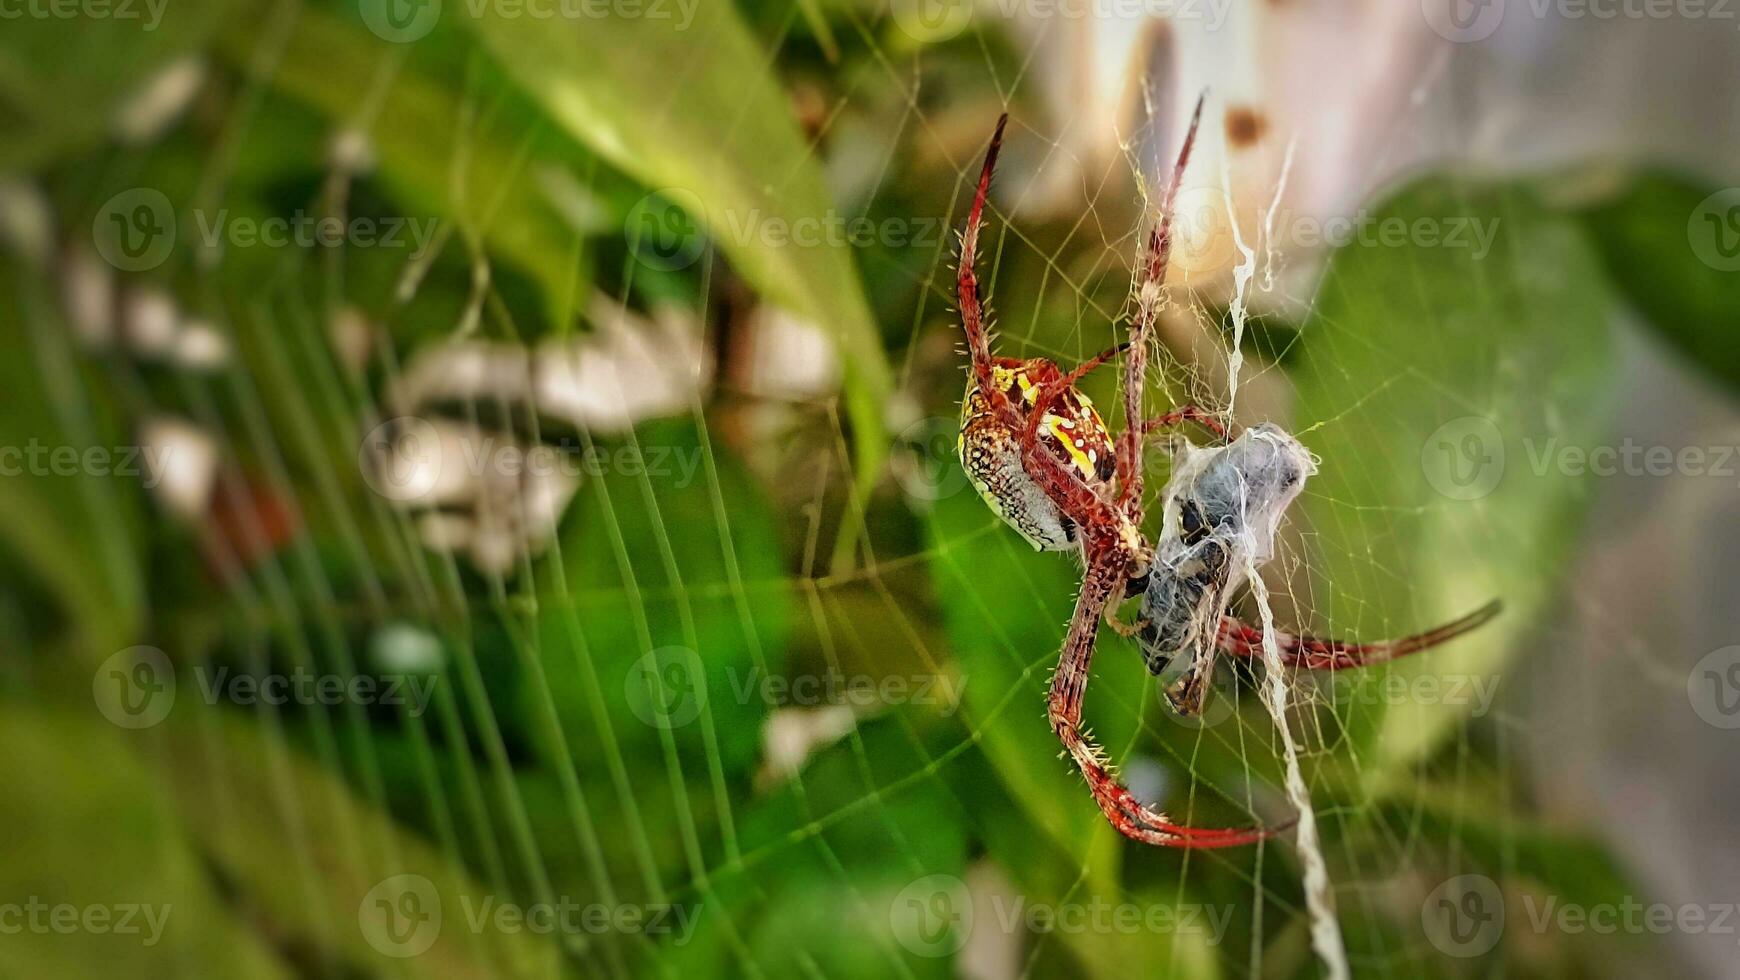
[[4, 1, 1730, 977]]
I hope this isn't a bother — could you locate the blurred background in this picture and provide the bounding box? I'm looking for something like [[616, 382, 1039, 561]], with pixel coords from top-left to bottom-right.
[[4, 0, 1740, 976]]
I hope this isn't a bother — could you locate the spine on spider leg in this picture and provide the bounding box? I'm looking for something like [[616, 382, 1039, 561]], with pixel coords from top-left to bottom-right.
[[958, 114, 1009, 398]]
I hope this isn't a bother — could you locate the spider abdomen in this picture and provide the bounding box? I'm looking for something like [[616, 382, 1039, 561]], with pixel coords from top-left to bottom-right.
[[958, 359, 1116, 551]]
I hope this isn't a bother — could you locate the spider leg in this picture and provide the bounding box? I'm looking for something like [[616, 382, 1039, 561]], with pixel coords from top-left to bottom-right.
[[958, 114, 1023, 432], [1057, 341, 1132, 389], [1117, 94, 1207, 521], [1141, 404, 1230, 443], [1215, 600, 1503, 670], [1105, 608, 1149, 638], [1050, 548, 1292, 848]]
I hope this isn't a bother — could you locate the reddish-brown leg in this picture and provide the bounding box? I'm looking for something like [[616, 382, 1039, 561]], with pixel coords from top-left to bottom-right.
[[1057, 341, 1131, 389], [1048, 544, 1291, 848], [1215, 600, 1503, 670], [1142, 404, 1230, 443], [958, 114, 1021, 433], [1116, 95, 1207, 522]]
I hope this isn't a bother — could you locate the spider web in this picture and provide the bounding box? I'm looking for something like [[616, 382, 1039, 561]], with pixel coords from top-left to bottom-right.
[[22, 2, 1613, 978]]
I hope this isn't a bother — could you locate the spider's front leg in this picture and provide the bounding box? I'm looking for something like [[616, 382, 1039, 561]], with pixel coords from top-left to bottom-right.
[[956, 113, 1024, 434], [1115, 94, 1207, 524], [1047, 540, 1290, 849]]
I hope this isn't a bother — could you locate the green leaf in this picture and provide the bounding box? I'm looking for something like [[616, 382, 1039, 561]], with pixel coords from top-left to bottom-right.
[[0, 0, 226, 172], [0, 264, 145, 658], [1291, 178, 1618, 785], [213, 8, 600, 332], [1576, 170, 1740, 395], [162, 709, 565, 979], [463, 2, 892, 486], [0, 707, 289, 978]]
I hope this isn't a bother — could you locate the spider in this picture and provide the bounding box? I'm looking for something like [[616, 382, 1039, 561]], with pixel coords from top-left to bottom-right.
[[954, 103, 1501, 848]]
